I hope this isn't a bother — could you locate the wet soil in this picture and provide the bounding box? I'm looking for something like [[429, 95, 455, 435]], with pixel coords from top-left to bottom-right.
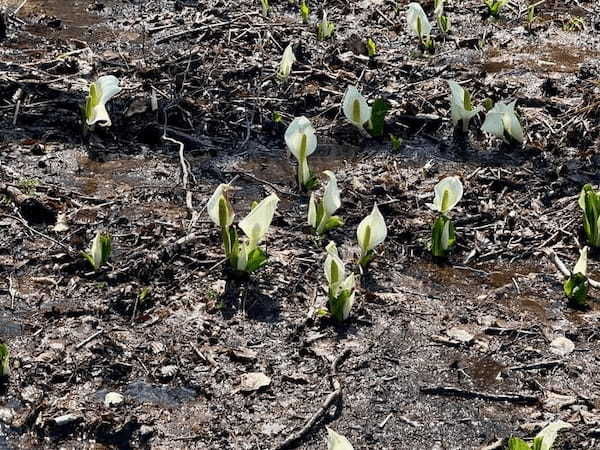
[[1, 0, 600, 449]]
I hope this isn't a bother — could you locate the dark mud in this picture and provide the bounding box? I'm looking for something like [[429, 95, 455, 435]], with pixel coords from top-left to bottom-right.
[[1, 0, 600, 449]]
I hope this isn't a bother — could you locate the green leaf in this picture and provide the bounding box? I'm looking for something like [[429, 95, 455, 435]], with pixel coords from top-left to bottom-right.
[[366, 38, 377, 57], [244, 247, 268, 273], [431, 216, 455, 257], [390, 134, 403, 151], [483, 98, 494, 111], [508, 437, 531, 450], [0, 344, 10, 377], [299, 0, 310, 23], [328, 289, 353, 321], [368, 98, 390, 137], [321, 216, 344, 233], [563, 272, 589, 306]]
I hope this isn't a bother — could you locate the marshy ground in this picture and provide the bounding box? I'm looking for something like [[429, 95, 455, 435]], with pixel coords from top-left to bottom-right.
[[1, 0, 600, 448]]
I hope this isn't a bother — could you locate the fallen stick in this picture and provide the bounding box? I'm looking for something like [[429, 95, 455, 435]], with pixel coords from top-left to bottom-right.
[[543, 248, 600, 288], [420, 385, 539, 404], [275, 349, 351, 450]]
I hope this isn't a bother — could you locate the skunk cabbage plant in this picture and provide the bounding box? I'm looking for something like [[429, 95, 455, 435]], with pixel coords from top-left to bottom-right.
[[207, 185, 279, 274], [85, 75, 121, 127], [447, 80, 482, 132], [278, 44, 296, 80], [0, 344, 9, 377], [564, 246, 589, 306], [357, 204, 387, 268], [407, 3, 433, 47], [342, 86, 372, 131], [326, 427, 354, 450], [427, 176, 463, 257], [285, 116, 318, 189], [317, 11, 335, 40], [508, 420, 572, 450], [324, 242, 356, 321], [481, 100, 524, 144], [578, 184, 600, 247], [308, 171, 343, 234], [82, 231, 112, 270]]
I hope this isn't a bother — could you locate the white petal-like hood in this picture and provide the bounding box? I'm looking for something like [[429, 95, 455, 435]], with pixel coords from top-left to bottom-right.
[[86, 75, 121, 127]]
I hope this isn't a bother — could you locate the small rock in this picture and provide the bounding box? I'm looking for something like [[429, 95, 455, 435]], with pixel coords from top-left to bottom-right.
[[21, 385, 42, 403], [0, 407, 14, 424], [104, 392, 124, 407], [446, 327, 474, 343], [52, 414, 81, 427], [160, 365, 178, 379], [550, 337, 575, 356], [236, 372, 271, 393]]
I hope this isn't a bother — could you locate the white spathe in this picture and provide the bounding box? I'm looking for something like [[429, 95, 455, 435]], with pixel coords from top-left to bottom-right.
[[357, 204, 387, 254], [285, 116, 317, 185], [447, 80, 482, 132], [86, 75, 122, 127], [278, 43, 296, 80], [342, 86, 372, 129], [326, 427, 354, 450], [206, 184, 234, 228], [406, 3, 432, 39], [90, 231, 104, 269], [481, 100, 524, 143], [573, 246, 588, 276], [238, 193, 279, 250], [322, 170, 341, 218], [324, 241, 345, 288], [428, 176, 463, 215]]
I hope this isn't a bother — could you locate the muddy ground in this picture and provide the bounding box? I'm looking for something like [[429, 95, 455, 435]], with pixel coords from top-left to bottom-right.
[[1, 0, 600, 448]]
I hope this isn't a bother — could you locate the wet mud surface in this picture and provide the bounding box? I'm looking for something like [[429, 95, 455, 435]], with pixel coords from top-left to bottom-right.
[[1, 0, 600, 448]]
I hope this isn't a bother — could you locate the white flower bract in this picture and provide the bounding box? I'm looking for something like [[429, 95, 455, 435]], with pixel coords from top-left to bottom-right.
[[481, 100, 524, 143], [85, 75, 122, 127], [428, 176, 463, 215], [342, 86, 371, 129]]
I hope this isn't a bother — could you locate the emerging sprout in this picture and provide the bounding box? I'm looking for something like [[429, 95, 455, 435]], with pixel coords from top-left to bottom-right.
[[324, 242, 356, 321], [447, 80, 483, 132], [357, 204, 387, 268], [285, 116, 318, 190], [481, 100, 524, 144], [299, 0, 310, 23], [578, 184, 600, 247], [278, 44, 296, 81], [366, 38, 377, 57], [508, 420, 572, 450], [0, 344, 10, 377], [82, 231, 112, 270], [427, 176, 463, 257], [342, 86, 372, 131], [406, 3, 433, 49], [483, 0, 509, 17], [261, 0, 269, 16], [563, 247, 589, 306], [317, 11, 335, 40], [434, 0, 451, 34], [326, 427, 354, 450], [308, 171, 343, 234], [85, 75, 122, 127], [207, 186, 279, 274]]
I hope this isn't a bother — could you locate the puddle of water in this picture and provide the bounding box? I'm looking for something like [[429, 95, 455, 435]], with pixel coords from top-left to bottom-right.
[[0, 319, 22, 338], [3, 0, 140, 53], [116, 381, 197, 407], [464, 358, 505, 386], [483, 45, 597, 74], [238, 143, 359, 186]]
